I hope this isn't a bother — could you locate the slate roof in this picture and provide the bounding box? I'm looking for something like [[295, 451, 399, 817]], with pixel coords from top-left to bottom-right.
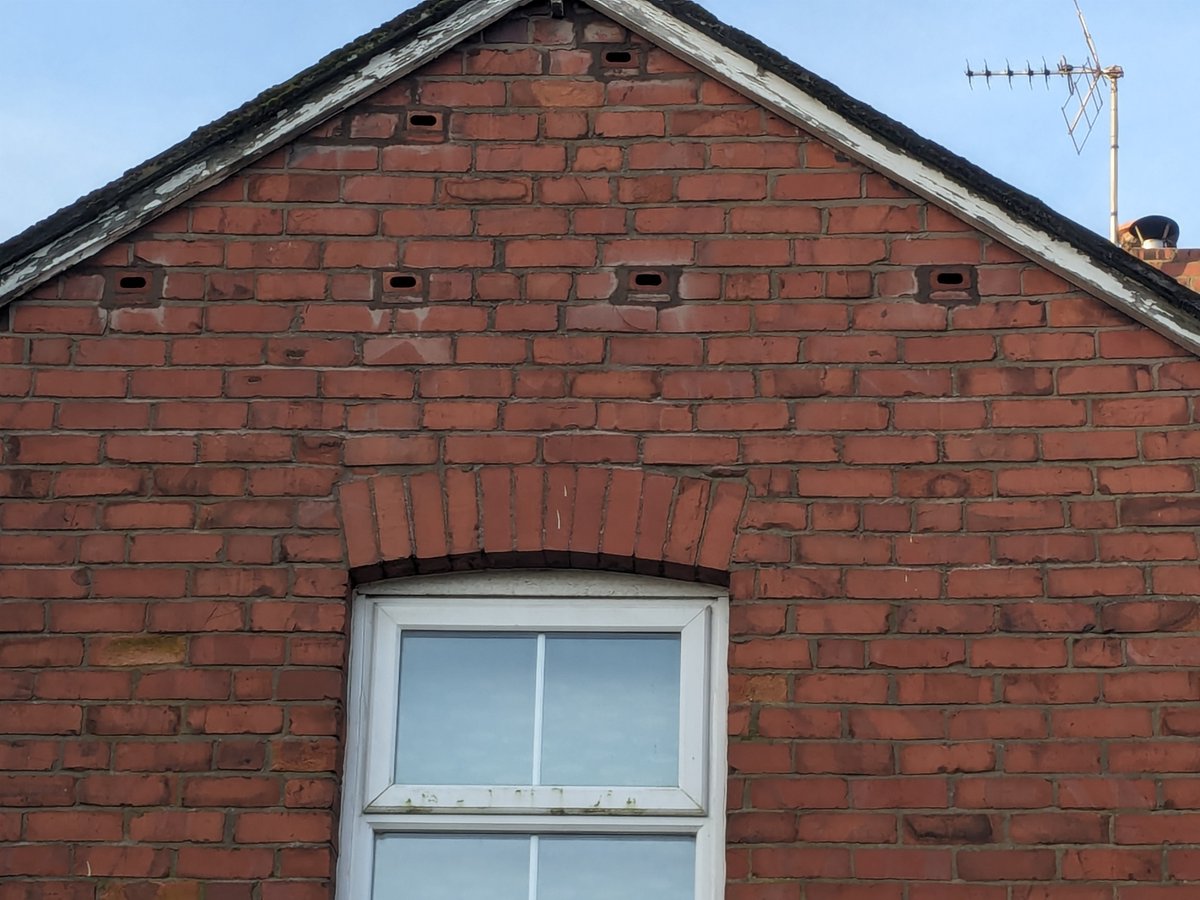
[[2, 0, 1198, 325], [0, 0, 467, 271]]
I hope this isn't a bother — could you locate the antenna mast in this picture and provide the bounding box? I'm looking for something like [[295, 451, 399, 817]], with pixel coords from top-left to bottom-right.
[[966, 0, 1124, 243]]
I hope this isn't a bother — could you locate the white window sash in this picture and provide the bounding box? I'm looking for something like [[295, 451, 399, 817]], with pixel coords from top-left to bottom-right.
[[337, 571, 728, 900], [363, 600, 712, 814], [357, 815, 722, 900]]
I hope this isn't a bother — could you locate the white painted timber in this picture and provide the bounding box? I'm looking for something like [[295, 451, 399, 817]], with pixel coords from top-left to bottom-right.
[[590, 0, 1200, 356], [2, 0, 1198, 358], [0, 0, 525, 307]]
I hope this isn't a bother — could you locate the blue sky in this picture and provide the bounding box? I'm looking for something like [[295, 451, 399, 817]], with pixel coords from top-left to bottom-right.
[[2, 1, 1198, 245]]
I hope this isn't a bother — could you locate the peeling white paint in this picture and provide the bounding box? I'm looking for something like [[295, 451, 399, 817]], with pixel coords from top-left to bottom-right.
[[3, 0, 1199, 358], [154, 161, 212, 197], [592, 0, 1200, 356], [0, 0, 523, 306]]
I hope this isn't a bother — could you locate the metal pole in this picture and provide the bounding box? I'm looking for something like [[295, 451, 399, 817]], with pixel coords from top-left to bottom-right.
[[1109, 71, 1118, 243]]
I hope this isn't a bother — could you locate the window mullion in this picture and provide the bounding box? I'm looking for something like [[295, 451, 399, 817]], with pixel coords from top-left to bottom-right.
[[532, 632, 546, 786], [528, 834, 540, 900]]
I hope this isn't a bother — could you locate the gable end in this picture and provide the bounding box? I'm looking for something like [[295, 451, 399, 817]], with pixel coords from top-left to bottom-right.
[[0, 0, 526, 308], [1, 0, 1199, 358]]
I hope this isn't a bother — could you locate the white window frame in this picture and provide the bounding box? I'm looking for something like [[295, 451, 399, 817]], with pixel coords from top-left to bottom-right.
[[336, 570, 729, 900]]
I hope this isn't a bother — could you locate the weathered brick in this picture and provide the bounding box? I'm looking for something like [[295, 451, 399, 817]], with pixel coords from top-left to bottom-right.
[[4, 6, 1200, 897]]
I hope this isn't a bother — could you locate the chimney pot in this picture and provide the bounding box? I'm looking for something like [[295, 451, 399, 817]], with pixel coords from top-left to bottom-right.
[[1120, 215, 1180, 250]]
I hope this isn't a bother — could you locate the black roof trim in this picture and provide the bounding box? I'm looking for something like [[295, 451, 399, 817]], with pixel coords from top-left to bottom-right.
[[2, 0, 1198, 322], [641, 0, 1200, 319], [0, 0, 474, 270]]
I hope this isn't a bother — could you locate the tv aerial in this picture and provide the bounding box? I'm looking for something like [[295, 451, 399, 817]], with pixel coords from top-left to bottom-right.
[[965, 1, 1124, 243]]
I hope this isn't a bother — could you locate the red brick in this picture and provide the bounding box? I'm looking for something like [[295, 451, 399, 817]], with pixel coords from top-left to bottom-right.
[[26, 811, 123, 842], [899, 744, 996, 775], [829, 204, 921, 233], [129, 810, 225, 843], [177, 847, 274, 879], [773, 173, 861, 199], [905, 334, 996, 363], [729, 206, 820, 234], [806, 335, 897, 363], [678, 173, 766, 201], [628, 142, 706, 170], [6, 23, 1200, 896], [595, 110, 665, 137], [234, 810, 334, 848], [712, 142, 801, 168], [508, 239, 596, 267]]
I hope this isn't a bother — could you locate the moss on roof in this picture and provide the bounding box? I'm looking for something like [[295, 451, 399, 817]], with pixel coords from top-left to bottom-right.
[[2, 0, 1197, 321], [0, 0, 468, 269], [647, 0, 1200, 318]]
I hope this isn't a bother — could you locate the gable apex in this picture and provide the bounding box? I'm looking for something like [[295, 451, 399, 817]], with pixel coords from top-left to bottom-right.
[[2, 0, 1199, 354]]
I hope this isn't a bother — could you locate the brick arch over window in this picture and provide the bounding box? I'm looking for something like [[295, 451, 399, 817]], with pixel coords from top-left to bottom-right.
[[337, 467, 747, 586]]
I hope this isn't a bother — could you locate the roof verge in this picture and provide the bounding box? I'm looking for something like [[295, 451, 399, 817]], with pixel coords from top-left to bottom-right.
[[2, 0, 1199, 355], [0, 0, 524, 306]]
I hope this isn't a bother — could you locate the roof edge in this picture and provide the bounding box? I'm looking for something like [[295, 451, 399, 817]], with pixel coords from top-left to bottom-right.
[[592, 0, 1200, 354], [0, 0, 524, 306], [2, 0, 1199, 357]]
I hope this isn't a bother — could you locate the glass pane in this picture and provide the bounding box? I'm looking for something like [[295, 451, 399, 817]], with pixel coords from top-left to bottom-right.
[[538, 836, 694, 900], [373, 834, 529, 900], [541, 634, 680, 786], [396, 633, 536, 785]]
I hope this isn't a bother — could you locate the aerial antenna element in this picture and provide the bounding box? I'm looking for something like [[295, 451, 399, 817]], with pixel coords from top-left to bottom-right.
[[966, 1, 1124, 243]]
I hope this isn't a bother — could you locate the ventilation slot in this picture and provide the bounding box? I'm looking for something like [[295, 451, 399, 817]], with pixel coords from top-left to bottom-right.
[[616, 267, 680, 306], [383, 272, 424, 302], [604, 50, 633, 64], [916, 265, 978, 305], [405, 110, 446, 141], [116, 273, 149, 291]]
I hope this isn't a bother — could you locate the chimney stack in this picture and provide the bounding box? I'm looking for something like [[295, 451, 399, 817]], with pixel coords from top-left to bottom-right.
[[1122, 215, 1200, 292], [1119, 215, 1180, 250]]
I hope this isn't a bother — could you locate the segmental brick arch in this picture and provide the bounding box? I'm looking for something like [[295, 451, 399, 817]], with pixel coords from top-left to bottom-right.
[[337, 467, 747, 585]]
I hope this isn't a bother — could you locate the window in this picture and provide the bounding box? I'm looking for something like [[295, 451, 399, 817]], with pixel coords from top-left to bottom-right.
[[337, 570, 728, 900]]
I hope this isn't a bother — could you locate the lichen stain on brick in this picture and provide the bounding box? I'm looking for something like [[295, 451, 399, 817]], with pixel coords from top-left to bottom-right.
[[91, 635, 188, 667]]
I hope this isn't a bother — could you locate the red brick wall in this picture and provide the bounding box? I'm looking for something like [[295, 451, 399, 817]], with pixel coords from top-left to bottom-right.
[[3, 4, 1200, 897]]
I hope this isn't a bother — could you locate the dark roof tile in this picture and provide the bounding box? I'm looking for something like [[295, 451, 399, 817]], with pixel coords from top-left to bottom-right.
[[2, 0, 1197, 322]]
